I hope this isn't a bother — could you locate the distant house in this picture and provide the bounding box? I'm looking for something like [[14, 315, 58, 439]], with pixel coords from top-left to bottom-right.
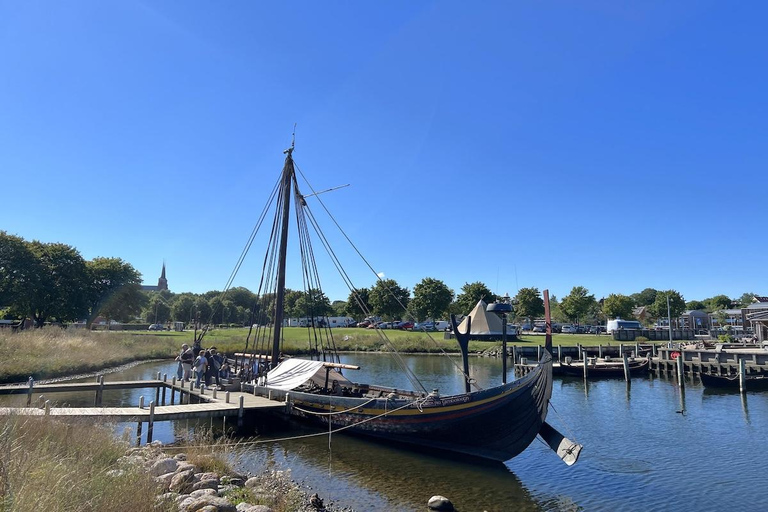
[[632, 306, 651, 323], [708, 309, 744, 331]]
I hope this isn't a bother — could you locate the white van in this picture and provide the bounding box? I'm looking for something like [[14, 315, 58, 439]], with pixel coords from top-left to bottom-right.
[[606, 319, 642, 333]]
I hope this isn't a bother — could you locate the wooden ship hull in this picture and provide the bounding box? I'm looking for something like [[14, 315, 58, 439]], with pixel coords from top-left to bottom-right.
[[700, 372, 768, 390], [253, 353, 553, 462], [560, 358, 649, 379]]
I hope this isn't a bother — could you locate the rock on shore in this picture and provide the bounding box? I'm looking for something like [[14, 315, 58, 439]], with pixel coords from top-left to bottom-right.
[[114, 442, 352, 512]]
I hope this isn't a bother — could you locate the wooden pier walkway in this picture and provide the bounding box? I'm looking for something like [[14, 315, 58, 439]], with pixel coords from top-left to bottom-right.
[[0, 376, 285, 442]]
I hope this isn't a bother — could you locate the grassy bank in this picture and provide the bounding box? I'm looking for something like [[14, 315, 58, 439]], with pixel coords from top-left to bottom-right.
[[0, 326, 644, 384], [0, 328, 179, 383], [0, 415, 172, 512]]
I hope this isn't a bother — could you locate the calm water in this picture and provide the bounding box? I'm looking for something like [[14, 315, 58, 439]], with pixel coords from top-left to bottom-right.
[[10, 354, 768, 511]]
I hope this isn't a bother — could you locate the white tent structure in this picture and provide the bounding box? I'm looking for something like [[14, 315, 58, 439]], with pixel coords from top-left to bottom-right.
[[457, 300, 518, 338]]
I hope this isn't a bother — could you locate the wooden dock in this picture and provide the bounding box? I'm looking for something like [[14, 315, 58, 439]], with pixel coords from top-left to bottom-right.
[[0, 376, 285, 443]]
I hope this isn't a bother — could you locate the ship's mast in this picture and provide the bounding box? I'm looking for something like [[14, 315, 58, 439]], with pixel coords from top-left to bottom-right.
[[271, 147, 294, 368]]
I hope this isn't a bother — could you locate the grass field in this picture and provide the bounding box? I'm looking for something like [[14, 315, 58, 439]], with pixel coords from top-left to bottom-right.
[[0, 326, 651, 383]]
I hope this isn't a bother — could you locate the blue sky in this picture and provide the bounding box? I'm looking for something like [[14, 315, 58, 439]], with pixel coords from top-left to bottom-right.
[[1, 1, 765, 304]]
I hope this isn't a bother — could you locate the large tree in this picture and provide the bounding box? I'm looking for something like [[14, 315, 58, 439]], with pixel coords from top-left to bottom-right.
[[705, 294, 732, 311], [410, 277, 454, 321], [344, 287, 371, 319], [648, 290, 686, 321], [454, 282, 496, 316], [86, 257, 144, 326], [686, 300, 706, 311], [0, 232, 41, 320], [144, 294, 171, 324], [513, 287, 544, 325], [369, 279, 410, 320], [631, 288, 658, 307], [293, 289, 333, 319], [602, 293, 635, 320], [171, 293, 197, 323], [560, 286, 596, 323], [25, 241, 89, 326], [737, 292, 758, 308]]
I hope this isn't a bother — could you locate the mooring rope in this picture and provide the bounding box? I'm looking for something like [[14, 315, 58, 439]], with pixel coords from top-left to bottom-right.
[[291, 397, 377, 416], [159, 395, 430, 451]]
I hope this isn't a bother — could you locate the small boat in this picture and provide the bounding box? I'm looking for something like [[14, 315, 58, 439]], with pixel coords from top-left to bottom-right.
[[561, 357, 650, 378], [213, 142, 582, 465], [700, 372, 768, 390]]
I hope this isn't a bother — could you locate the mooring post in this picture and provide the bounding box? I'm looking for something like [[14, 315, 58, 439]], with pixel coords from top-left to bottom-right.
[[156, 372, 161, 380], [213, 387, 218, 400], [676, 353, 685, 388], [537, 344, 541, 362], [237, 395, 244, 428], [599, 344, 603, 358], [147, 401, 155, 443], [163, 373, 167, 383], [139, 396, 145, 409], [155, 384, 160, 405], [739, 359, 746, 394], [95, 375, 104, 406], [136, 420, 143, 446], [557, 345, 562, 363], [26, 376, 34, 407], [623, 353, 630, 382], [225, 391, 231, 404], [635, 342, 641, 358], [44, 400, 50, 416], [161, 384, 167, 406], [583, 349, 589, 379], [200, 385, 206, 396], [619, 343, 623, 358], [511, 345, 517, 365], [170, 377, 177, 405]]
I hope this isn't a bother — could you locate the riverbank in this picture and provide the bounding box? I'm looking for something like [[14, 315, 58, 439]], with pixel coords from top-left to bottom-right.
[[0, 326, 641, 384], [0, 414, 349, 512]]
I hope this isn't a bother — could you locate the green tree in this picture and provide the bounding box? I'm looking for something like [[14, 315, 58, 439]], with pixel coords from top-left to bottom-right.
[[560, 286, 596, 323], [602, 293, 635, 320], [0, 232, 41, 321], [225, 286, 258, 310], [514, 288, 544, 325], [705, 294, 732, 311], [686, 300, 706, 311], [454, 282, 496, 316], [410, 277, 454, 321], [293, 289, 333, 319], [25, 241, 89, 326], [737, 292, 757, 308], [85, 257, 144, 326], [144, 294, 171, 324], [369, 279, 410, 320], [171, 293, 197, 323], [345, 288, 371, 319], [631, 288, 658, 306], [648, 290, 686, 321], [331, 300, 347, 316]]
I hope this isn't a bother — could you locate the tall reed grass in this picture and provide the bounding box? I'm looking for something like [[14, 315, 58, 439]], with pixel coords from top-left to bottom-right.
[[0, 328, 178, 383], [0, 415, 172, 512]]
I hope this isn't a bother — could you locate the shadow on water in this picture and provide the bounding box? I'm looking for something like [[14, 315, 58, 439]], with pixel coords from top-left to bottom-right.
[[239, 421, 550, 512]]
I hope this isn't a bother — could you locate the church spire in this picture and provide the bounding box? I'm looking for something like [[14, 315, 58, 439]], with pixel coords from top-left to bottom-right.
[[157, 261, 168, 291]]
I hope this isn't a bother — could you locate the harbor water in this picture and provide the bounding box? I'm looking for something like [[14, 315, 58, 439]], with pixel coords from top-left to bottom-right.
[[9, 353, 768, 511]]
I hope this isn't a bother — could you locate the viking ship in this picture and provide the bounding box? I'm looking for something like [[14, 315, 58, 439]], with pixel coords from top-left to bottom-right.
[[228, 142, 582, 465]]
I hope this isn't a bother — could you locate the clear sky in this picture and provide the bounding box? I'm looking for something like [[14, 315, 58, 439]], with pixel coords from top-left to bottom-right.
[[1, 1, 766, 304]]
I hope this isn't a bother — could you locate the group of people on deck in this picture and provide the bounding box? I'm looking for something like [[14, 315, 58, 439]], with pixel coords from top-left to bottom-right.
[[176, 343, 231, 390]]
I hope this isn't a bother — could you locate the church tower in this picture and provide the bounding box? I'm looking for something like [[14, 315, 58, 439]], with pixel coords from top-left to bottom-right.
[[157, 262, 168, 291]]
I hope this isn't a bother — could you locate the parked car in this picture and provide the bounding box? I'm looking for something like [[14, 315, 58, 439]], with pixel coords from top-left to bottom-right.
[[357, 320, 372, 328], [395, 321, 414, 330], [148, 324, 164, 331], [532, 325, 546, 333], [414, 321, 436, 331], [561, 324, 577, 334]]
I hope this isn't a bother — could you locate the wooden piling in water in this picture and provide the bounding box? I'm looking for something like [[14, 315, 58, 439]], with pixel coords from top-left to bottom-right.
[[739, 359, 746, 394], [676, 355, 685, 388], [237, 395, 244, 428], [622, 354, 630, 382], [27, 377, 34, 407], [147, 401, 155, 443], [582, 350, 588, 379]]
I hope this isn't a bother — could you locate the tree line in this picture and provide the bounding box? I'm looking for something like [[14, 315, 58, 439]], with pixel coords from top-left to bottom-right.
[[0, 232, 758, 328]]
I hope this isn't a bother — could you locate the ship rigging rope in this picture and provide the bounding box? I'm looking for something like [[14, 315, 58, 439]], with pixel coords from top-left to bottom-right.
[[296, 163, 478, 391], [160, 395, 431, 451], [291, 397, 377, 416], [198, 174, 282, 346]]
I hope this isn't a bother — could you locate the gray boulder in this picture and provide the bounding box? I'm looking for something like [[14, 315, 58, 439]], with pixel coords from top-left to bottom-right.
[[236, 504, 273, 512], [149, 457, 178, 476], [178, 494, 237, 512], [170, 469, 197, 494]]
